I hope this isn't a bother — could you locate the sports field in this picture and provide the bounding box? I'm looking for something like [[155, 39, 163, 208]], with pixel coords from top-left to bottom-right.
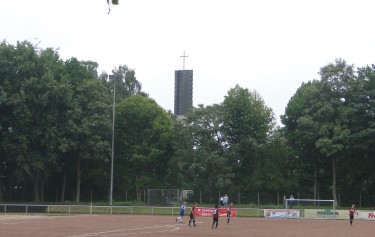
[[0, 214, 373, 237]]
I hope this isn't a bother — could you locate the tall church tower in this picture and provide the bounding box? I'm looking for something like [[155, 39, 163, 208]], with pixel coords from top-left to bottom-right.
[[174, 52, 193, 116]]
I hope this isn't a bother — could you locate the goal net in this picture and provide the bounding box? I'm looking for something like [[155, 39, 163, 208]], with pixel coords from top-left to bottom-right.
[[147, 189, 180, 206], [180, 190, 193, 202], [285, 199, 336, 219]]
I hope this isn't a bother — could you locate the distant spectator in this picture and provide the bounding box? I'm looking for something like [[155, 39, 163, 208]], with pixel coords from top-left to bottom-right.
[[223, 194, 229, 207], [220, 196, 224, 207], [289, 194, 294, 209]]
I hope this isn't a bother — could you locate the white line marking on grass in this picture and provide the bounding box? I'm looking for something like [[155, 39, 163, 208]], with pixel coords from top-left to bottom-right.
[[67, 224, 180, 237]]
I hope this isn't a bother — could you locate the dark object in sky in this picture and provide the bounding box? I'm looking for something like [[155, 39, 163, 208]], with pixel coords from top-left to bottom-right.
[[107, 0, 119, 5], [107, 0, 119, 15]]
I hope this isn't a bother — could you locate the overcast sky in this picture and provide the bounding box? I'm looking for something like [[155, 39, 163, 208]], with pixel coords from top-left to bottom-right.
[[2, 0, 375, 125]]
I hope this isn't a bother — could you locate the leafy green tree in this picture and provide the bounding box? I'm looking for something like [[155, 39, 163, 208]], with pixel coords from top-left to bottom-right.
[[341, 65, 375, 204], [0, 41, 66, 201], [115, 95, 173, 201], [281, 81, 328, 199], [0, 41, 17, 201], [61, 58, 111, 202], [184, 104, 232, 201], [250, 128, 296, 202], [165, 115, 194, 190], [222, 85, 275, 197], [315, 59, 353, 205], [3, 39, 374, 206], [283, 59, 356, 205], [105, 65, 147, 104]]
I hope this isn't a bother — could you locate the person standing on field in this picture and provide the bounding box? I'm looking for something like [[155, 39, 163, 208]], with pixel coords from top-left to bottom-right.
[[227, 203, 233, 224], [212, 204, 219, 229], [176, 202, 186, 223], [349, 204, 357, 226], [289, 194, 294, 209], [189, 202, 197, 227]]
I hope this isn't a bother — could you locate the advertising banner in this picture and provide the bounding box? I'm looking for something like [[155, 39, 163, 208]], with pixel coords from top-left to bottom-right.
[[264, 209, 299, 219], [357, 211, 375, 220], [304, 209, 345, 219], [194, 208, 237, 217], [302, 209, 375, 220]]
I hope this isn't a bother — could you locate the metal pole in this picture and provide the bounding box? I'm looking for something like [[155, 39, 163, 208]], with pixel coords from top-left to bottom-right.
[[238, 191, 240, 206], [109, 75, 116, 206], [200, 190, 202, 204]]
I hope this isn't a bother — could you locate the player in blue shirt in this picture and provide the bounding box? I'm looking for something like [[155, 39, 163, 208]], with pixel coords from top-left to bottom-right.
[[176, 202, 186, 223]]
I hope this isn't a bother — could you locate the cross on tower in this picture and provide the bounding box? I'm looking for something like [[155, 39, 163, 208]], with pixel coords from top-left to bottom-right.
[[180, 51, 189, 70]]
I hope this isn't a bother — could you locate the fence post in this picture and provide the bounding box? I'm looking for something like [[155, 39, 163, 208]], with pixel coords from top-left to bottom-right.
[[200, 190, 202, 204], [219, 191, 221, 205], [277, 192, 279, 206]]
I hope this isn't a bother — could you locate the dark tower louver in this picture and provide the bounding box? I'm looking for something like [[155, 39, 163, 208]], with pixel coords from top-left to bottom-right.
[[174, 70, 193, 116]]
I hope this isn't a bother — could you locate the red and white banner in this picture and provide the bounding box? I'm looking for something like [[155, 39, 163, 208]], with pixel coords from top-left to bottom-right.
[[194, 208, 237, 217], [357, 211, 375, 220]]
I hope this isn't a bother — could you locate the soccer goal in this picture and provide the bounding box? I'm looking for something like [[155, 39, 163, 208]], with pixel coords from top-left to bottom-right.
[[285, 199, 336, 219], [147, 189, 180, 206], [286, 198, 335, 209], [180, 190, 193, 202]]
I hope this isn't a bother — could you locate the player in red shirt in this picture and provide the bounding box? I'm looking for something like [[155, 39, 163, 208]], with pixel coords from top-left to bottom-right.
[[189, 202, 197, 227], [227, 202, 233, 224], [349, 204, 357, 226], [212, 204, 219, 229]]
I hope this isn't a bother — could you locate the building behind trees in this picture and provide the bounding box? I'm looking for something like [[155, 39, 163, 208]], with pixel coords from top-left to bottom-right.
[[174, 70, 193, 116]]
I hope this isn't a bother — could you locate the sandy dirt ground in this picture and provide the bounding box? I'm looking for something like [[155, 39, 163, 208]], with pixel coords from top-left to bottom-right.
[[0, 214, 373, 237]]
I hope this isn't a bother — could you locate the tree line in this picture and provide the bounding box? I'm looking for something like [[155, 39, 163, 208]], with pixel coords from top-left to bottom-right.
[[0, 41, 374, 207]]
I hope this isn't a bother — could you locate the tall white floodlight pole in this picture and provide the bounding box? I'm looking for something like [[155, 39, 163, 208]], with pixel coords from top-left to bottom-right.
[[109, 74, 116, 206]]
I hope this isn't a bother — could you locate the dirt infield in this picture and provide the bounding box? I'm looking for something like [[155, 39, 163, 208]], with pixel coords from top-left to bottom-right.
[[0, 214, 373, 237]]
